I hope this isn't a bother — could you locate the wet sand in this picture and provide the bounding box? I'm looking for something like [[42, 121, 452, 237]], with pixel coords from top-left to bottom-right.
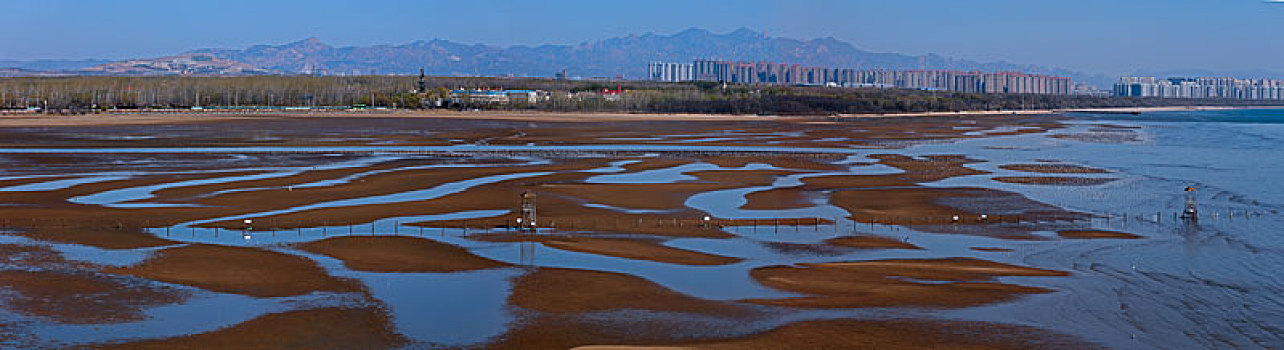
[[0, 270, 187, 324], [745, 258, 1067, 309], [0, 113, 1068, 151], [993, 176, 1119, 186], [740, 190, 817, 211], [470, 233, 742, 266], [697, 156, 847, 172], [90, 307, 405, 350], [971, 247, 1015, 252], [509, 267, 746, 315], [871, 154, 990, 183], [107, 244, 360, 297], [0, 243, 79, 270], [0, 243, 187, 325], [539, 183, 747, 211], [13, 226, 177, 250], [298, 235, 512, 272], [193, 161, 612, 228], [999, 164, 1111, 174], [824, 235, 922, 250], [572, 318, 1094, 350], [829, 187, 1083, 224], [1058, 229, 1142, 239], [0, 113, 1106, 348]]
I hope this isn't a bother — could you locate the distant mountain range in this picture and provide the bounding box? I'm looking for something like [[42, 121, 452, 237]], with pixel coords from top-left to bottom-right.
[[0, 28, 1125, 86], [80, 54, 274, 76]]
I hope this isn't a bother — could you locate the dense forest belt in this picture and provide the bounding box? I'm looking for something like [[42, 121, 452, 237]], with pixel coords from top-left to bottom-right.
[[3, 76, 1282, 115]]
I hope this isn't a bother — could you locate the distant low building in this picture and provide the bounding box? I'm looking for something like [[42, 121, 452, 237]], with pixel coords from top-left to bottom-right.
[[1073, 84, 1111, 96], [449, 89, 547, 104]]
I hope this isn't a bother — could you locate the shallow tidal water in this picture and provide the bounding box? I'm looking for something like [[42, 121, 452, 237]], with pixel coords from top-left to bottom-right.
[[0, 110, 1280, 349]]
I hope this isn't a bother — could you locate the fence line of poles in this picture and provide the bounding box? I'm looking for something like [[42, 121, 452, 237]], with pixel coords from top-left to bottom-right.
[[0, 209, 1270, 238]]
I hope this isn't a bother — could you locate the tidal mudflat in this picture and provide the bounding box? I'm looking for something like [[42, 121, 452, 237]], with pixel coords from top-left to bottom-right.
[[0, 110, 1280, 349]]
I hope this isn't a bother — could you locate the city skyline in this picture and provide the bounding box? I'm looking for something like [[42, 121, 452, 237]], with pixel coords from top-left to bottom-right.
[[3, 0, 1282, 77]]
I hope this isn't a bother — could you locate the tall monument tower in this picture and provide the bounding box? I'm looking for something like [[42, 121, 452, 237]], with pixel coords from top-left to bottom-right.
[[417, 68, 427, 94]]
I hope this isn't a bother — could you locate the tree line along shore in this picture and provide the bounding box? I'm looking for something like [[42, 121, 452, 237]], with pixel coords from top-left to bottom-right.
[[2, 76, 1281, 116]]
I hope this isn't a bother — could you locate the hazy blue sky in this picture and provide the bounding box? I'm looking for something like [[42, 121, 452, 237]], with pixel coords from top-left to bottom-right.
[[3, 0, 1282, 75]]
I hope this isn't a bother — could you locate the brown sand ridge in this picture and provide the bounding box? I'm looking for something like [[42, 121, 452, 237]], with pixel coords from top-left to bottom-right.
[[696, 155, 849, 171], [297, 235, 511, 272], [684, 169, 803, 186], [107, 244, 360, 297], [744, 257, 1068, 309], [0, 170, 271, 235], [206, 168, 745, 239], [993, 176, 1118, 186], [828, 187, 991, 220], [999, 163, 1111, 174], [1058, 229, 1142, 239], [739, 188, 818, 210], [509, 267, 746, 315], [734, 153, 992, 212], [829, 186, 1085, 224], [0, 114, 1100, 348], [402, 170, 778, 239], [0, 175, 79, 188], [703, 168, 820, 211], [825, 235, 922, 250], [469, 233, 741, 266], [192, 160, 609, 228], [148, 156, 530, 204], [87, 307, 406, 350], [146, 164, 404, 202], [191, 160, 612, 228], [571, 318, 1094, 350], [617, 158, 698, 172], [0, 244, 188, 325], [13, 226, 177, 250], [0, 243, 82, 270], [0, 113, 1068, 150], [536, 168, 800, 212], [0, 270, 188, 324], [538, 183, 743, 211], [870, 154, 990, 183], [971, 247, 1015, 252]]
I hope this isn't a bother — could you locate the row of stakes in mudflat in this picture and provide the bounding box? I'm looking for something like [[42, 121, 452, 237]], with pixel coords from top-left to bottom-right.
[[0, 187, 1265, 238]]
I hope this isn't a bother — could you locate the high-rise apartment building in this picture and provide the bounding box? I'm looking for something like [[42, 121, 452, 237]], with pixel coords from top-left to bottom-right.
[[1114, 77, 1284, 100], [852, 70, 1071, 95], [647, 62, 694, 82], [650, 60, 1072, 95]]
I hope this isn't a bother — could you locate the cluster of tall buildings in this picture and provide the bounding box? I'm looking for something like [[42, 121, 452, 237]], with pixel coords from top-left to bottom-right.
[[1114, 77, 1284, 100], [647, 60, 1072, 95], [856, 70, 1072, 95]]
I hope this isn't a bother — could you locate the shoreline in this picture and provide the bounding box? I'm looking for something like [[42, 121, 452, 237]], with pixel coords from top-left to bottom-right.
[[0, 104, 1278, 127]]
